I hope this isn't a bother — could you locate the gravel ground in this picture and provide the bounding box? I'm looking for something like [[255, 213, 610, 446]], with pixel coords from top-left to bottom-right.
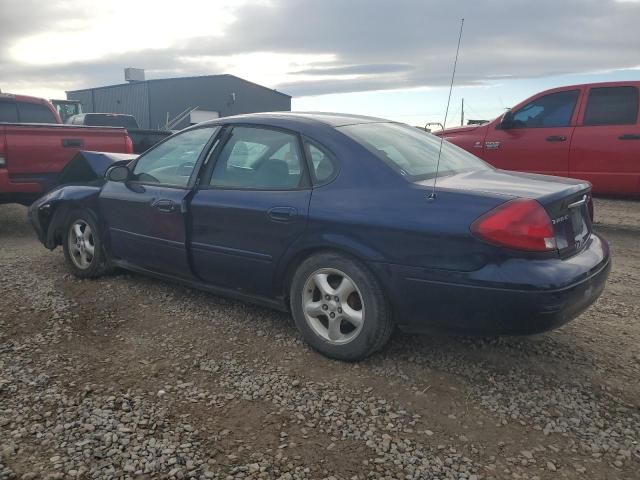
[[0, 201, 639, 480]]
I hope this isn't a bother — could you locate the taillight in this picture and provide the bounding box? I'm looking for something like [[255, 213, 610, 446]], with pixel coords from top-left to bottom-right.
[[125, 135, 134, 154], [471, 199, 557, 252]]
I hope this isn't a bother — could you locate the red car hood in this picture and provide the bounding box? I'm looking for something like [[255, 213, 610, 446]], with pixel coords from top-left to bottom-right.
[[433, 124, 483, 136]]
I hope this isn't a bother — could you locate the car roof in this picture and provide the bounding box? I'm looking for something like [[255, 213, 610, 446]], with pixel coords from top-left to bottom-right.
[[0, 92, 52, 105], [199, 111, 394, 129]]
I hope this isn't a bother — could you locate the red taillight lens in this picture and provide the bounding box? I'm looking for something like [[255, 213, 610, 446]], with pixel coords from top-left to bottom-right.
[[471, 199, 557, 252], [125, 135, 134, 154]]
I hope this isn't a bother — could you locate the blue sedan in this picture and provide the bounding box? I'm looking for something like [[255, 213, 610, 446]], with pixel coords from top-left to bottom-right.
[[29, 113, 611, 361]]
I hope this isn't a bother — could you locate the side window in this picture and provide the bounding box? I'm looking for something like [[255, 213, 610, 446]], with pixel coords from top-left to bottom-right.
[[0, 102, 18, 122], [511, 90, 579, 128], [132, 127, 216, 187], [583, 86, 639, 126], [17, 102, 57, 123], [305, 141, 337, 184], [210, 127, 304, 190]]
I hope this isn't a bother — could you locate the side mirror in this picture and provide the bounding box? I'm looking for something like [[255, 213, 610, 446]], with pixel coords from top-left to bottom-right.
[[498, 110, 515, 130], [105, 165, 130, 182]]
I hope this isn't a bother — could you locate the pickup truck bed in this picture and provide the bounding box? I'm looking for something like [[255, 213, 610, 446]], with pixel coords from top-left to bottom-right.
[[1, 123, 132, 205]]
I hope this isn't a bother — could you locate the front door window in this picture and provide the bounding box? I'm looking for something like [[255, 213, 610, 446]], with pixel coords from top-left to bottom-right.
[[132, 127, 216, 187]]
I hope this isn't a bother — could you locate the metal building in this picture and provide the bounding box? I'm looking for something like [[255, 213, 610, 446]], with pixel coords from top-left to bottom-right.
[[66, 74, 291, 130]]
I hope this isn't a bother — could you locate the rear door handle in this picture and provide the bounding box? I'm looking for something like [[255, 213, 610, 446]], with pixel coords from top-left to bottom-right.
[[619, 134, 640, 140], [151, 199, 176, 213], [268, 206, 297, 222], [62, 138, 84, 148], [546, 135, 567, 142]]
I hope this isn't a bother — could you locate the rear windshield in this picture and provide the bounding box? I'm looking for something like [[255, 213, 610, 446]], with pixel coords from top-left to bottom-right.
[[85, 115, 138, 129], [339, 122, 491, 181]]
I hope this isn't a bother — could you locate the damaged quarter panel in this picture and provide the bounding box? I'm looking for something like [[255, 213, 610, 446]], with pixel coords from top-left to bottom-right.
[[28, 151, 137, 249]]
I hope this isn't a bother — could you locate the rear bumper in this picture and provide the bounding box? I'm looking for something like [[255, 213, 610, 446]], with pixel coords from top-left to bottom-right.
[[375, 234, 611, 335]]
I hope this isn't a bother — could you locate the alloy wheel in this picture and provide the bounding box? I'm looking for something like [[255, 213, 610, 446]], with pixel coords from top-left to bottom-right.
[[68, 220, 95, 269], [302, 268, 365, 345]]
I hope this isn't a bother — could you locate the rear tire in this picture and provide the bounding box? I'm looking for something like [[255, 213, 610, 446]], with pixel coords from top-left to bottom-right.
[[290, 252, 393, 361], [62, 210, 112, 279]]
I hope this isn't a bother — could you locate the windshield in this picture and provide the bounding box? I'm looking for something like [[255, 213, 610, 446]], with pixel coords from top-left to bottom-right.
[[339, 122, 491, 181]]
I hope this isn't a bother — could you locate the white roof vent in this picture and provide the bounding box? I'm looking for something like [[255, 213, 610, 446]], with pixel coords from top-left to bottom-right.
[[124, 68, 145, 83]]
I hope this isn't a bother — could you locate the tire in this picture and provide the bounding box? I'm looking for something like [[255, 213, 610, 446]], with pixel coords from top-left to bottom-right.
[[62, 210, 112, 279], [290, 251, 393, 361]]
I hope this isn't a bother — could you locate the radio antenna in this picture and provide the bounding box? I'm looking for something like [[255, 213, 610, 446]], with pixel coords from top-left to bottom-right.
[[429, 18, 465, 200]]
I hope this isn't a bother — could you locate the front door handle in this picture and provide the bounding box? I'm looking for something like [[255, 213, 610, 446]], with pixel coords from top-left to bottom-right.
[[151, 199, 176, 213], [268, 206, 297, 222], [619, 134, 640, 140], [546, 135, 567, 142]]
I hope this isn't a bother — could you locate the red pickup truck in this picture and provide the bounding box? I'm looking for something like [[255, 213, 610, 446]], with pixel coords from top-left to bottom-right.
[[1, 93, 133, 205], [436, 81, 640, 196]]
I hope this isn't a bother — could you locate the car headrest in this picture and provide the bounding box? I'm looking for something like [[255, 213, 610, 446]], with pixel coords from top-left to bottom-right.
[[255, 159, 289, 187], [315, 158, 333, 181]]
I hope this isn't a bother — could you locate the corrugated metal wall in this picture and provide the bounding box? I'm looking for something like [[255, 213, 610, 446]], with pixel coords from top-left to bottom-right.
[[67, 83, 150, 128], [148, 76, 291, 130], [67, 75, 290, 130], [66, 90, 94, 113], [94, 83, 150, 128]]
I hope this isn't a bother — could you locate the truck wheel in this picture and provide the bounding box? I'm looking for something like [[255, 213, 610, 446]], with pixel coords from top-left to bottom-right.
[[290, 252, 394, 361], [62, 210, 112, 278]]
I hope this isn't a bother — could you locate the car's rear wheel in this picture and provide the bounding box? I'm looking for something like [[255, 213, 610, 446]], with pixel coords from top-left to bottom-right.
[[290, 252, 393, 361], [62, 210, 111, 278]]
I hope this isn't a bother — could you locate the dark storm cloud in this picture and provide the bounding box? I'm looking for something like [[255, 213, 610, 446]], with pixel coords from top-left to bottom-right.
[[1, 0, 639, 96]]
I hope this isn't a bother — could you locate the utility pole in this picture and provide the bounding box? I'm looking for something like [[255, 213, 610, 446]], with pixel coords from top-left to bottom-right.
[[461, 98, 464, 126]]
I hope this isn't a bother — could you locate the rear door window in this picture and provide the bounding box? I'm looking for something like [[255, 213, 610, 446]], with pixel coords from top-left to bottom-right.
[[0, 102, 18, 122], [209, 126, 305, 190], [17, 102, 57, 123], [583, 86, 639, 126]]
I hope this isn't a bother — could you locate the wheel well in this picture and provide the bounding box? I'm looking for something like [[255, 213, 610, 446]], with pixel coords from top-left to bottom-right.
[[46, 203, 97, 249], [280, 247, 385, 307], [46, 203, 73, 248]]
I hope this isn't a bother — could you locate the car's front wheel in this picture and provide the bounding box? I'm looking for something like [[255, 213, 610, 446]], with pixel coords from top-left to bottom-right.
[[290, 252, 393, 361], [62, 210, 111, 278]]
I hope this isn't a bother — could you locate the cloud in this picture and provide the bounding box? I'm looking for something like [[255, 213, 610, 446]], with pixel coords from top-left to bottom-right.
[[1, 0, 639, 98]]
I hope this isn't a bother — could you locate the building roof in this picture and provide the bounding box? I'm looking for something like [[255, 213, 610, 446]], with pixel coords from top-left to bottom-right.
[[66, 73, 291, 98]]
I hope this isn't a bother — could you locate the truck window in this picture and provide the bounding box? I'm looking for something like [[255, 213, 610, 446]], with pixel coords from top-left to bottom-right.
[[583, 86, 639, 126], [17, 102, 57, 123], [0, 102, 18, 122], [511, 90, 579, 128], [85, 114, 139, 129]]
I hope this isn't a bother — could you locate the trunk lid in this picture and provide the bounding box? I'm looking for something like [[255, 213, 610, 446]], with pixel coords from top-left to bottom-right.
[[417, 169, 593, 256]]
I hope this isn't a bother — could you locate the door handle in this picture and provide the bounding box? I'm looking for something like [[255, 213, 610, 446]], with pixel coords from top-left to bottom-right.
[[62, 138, 84, 148], [546, 135, 567, 142], [268, 206, 297, 222], [151, 199, 176, 213], [619, 134, 640, 140]]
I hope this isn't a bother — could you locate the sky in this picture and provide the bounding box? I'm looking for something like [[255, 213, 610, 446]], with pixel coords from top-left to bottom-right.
[[1, 0, 639, 127]]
